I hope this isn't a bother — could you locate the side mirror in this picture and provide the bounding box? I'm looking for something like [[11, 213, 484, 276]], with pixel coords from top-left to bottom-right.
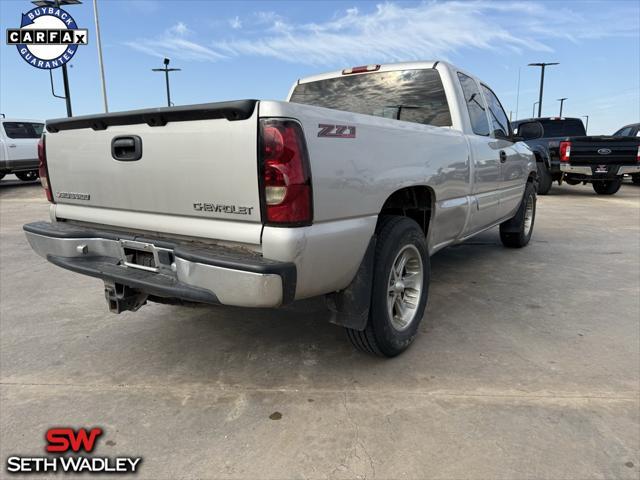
[[516, 121, 543, 141]]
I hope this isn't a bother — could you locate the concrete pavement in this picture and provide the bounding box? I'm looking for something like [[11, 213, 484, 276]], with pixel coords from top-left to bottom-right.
[[1, 178, 638, 479]]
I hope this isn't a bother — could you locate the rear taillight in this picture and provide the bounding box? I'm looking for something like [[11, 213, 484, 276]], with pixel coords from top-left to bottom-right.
[[38, 135, 54, 203], [637, 146, 640, 163], [259, 119, 312, 226], [559, 141, 571, 162]]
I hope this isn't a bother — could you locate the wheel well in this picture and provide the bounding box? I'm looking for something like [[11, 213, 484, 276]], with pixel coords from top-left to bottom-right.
[[379, 186, 433, 235]]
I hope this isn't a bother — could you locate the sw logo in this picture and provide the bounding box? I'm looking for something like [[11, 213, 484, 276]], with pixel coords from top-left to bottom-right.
[[318, 123, 357, 138], [5, 6, 88, 69], [46, 427, 103, 453], [5, 427, 142, 474]]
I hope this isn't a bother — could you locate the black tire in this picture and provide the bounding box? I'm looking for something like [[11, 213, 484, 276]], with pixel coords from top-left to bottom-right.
[[346, 216, 430, 357], [536, 161, 552, 195], [631, 175, 640, 185], [592, 179, 622, 195], [500, 182, 536, 248], [0, 173, 5, 180], [15, 170, 39, 182]]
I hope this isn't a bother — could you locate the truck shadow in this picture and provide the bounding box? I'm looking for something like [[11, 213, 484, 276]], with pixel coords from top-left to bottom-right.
[[86, 230, 507, 387]]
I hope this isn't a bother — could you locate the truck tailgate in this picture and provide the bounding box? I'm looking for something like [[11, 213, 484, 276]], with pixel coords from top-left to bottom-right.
[[45, 101, 262, 241], [568, 136, 640, 165]]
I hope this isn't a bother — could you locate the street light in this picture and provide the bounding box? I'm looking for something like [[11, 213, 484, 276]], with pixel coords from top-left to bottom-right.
[[532, 101, 539, 118], [152, 58, 181, 107], [557, 97, 567, 117], [582, 115, 589, 134], [92, 0, 108, 112], [32, 0, 82, 117], [528, 62, 559, 118]]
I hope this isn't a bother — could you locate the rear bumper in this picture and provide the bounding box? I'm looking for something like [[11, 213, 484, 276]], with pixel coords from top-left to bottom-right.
[[560, 164, 640, 177], [23, 221, 296, 308], [0, 158, 39, 173]]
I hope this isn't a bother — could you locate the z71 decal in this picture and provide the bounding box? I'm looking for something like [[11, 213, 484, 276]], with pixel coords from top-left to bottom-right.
[[318, 124, 356, 138]]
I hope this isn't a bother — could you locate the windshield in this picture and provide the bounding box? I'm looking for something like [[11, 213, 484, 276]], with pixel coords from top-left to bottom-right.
[[2, 122, 44, 139], [290, 69, 452, 127], [538, 119, 586, 138]]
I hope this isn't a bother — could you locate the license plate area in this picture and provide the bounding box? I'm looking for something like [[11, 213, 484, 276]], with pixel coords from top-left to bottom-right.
[[594, 165, 609, 174], [119, 240, 173, 273]]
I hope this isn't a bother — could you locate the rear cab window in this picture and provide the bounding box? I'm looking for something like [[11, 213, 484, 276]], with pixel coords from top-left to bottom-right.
[[457, 72, 490, 136], [290, 69, 452, 127], [2, 122, 44, 139], [538, 119, 586, 138]]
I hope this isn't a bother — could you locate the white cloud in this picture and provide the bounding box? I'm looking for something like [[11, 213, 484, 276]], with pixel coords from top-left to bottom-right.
[[126, 1, 638, 66], [169, 22, 191, 36], [126, 22, 226, 62], [229, 16, 242, 30]]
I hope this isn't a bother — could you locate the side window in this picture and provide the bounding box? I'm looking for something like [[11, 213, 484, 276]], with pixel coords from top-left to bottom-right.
[[614, 127, 632, 137], [457, 72, 490, 136], [481, 85, 510, 139]]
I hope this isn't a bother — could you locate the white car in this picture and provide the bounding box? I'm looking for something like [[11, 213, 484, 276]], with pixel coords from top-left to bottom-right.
[[0, 117, 44, 181]]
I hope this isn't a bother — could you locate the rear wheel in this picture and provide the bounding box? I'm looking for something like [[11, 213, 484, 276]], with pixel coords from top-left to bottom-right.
[[536, 161, 552, 195], [15, 170, 39, 182], [346, 216, 429, 357], [500, 182, 536, 248], [592, 179, 622, 195]]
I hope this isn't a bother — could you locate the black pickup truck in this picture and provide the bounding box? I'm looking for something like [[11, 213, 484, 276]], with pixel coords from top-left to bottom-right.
[[512, 117, 640, 195]]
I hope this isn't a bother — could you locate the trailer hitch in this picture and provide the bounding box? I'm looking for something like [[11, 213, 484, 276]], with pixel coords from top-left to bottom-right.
[[104, 282, 148, 314]]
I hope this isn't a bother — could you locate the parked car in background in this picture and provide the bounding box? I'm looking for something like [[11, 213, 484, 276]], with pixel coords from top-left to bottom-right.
[[24, 61, 537, 357], [512, 117, 640, 195], [0, 118, 44, 181], [613, 122, 640, 184]]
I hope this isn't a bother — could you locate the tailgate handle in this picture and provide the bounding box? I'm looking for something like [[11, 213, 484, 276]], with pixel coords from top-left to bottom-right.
[[111, 136, 142, 161]]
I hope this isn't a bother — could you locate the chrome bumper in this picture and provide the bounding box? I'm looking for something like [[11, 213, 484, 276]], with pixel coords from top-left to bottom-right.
[[560, 164, 593, 175], [23, 222, 295, 308], [617, 165, 640, 175], [560, 164, 640, 176]]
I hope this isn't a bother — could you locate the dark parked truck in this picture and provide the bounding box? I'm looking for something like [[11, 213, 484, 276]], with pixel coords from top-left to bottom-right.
[[512, 117, 640, 195]]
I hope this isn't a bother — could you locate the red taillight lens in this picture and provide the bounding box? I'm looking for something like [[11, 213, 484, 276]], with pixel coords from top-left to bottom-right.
[[259, 119, 312, 226], [38, 135, 54, 203], [559, 141, 571, 162]]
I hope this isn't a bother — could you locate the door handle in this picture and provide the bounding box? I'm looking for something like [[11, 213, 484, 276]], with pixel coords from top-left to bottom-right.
[[499, 150, 507, 163], [8, 144, 17, 148], [111, 136, 142, 161]]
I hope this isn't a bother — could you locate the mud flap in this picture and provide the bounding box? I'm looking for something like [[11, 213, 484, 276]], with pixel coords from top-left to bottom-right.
[[325, 237, 376, 331]]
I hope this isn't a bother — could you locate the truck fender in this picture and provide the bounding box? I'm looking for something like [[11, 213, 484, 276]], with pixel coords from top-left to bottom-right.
[[534, 149, 550, 169], [325, 236, 376, 331]]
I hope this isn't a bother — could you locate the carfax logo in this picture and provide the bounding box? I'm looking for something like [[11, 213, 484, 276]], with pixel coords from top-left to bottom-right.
[[6, 6, 88, 69]]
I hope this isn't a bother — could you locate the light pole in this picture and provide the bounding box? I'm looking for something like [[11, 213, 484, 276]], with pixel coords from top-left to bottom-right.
[[557, 97, 567, 117], [152, 58, 181, 107], [32, 0, 82, 117], [92, 0, 108, 112], [529, 62, 559, 118], [582, 115, 589, 134], [532, 101, 539, 118]]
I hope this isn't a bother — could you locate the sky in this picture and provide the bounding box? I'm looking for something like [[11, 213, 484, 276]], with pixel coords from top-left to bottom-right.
[[0, 0, 638, 135]]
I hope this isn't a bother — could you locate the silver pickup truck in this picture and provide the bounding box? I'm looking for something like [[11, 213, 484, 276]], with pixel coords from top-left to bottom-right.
[[24, 61, 537, 356]]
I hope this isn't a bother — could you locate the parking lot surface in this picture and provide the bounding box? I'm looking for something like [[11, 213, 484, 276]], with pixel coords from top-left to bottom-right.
[[1, 177, 639, 479]]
